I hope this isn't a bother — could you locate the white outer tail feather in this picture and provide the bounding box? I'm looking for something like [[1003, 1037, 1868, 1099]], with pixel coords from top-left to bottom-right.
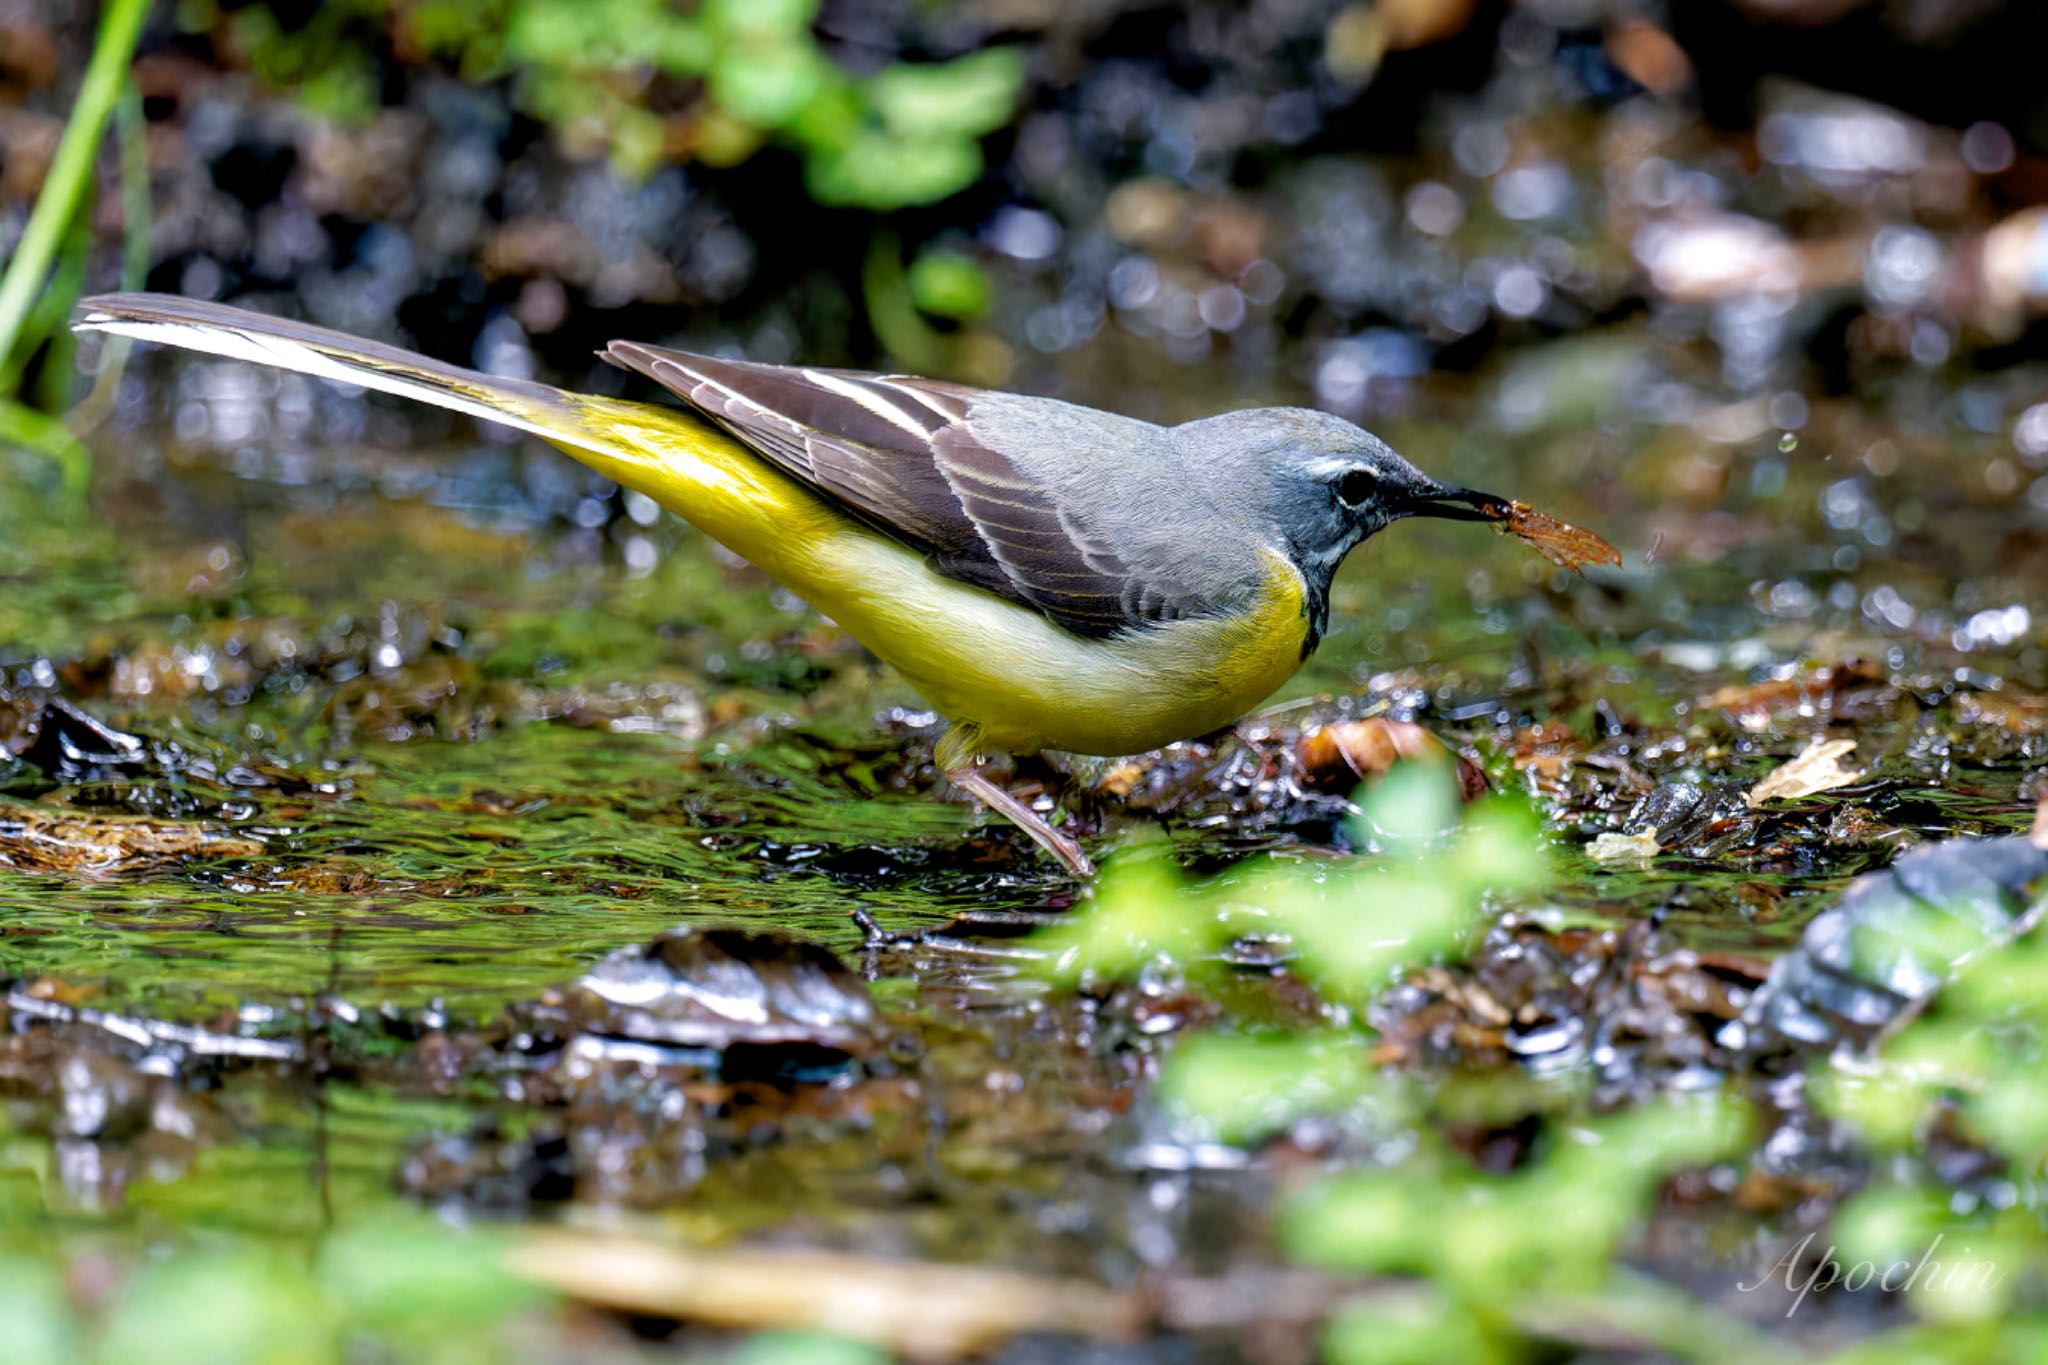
[[73, 296, 605, 457]]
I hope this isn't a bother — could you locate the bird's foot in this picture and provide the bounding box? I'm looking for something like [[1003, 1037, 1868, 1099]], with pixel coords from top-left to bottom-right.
[[946, 765, 1096, 879]]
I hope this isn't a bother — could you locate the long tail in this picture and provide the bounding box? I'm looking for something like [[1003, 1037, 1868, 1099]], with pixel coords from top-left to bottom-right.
[[72, 292, 857, 591], [74, 292, 613, 457]]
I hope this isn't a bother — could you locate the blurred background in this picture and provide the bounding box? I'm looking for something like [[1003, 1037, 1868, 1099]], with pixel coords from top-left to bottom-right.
[[7, 0, 2048, 439]]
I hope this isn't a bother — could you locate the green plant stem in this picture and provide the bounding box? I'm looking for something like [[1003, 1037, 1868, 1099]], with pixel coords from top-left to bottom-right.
[[0, 0, 151, 374], [1513, 1272, 1804, 1365], [31, 219, 91, 411], [3, 211, 90, 399], [861, 233, 944, 376]]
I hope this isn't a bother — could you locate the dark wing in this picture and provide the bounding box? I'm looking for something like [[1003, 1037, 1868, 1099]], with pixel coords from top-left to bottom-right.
[[604, 343, 1176, 639]]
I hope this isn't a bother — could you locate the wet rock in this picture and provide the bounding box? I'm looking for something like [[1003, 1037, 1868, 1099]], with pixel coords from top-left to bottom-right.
[[12, 699, 148, 783], [564, 926, 879, 1055], [1371, 919, 1766, 1104], [1613, 780, 1756, 854], [1738, 828, 2048, 1054], [52, 1047, 152, 1141]]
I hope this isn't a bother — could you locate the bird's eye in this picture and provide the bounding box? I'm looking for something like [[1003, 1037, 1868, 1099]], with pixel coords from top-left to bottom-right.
[[1336, 468, 1376, 506]]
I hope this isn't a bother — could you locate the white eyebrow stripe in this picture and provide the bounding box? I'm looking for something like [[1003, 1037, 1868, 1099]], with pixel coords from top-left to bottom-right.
[[801, 368, 938, 441], [1303, 455, 1365, 480]]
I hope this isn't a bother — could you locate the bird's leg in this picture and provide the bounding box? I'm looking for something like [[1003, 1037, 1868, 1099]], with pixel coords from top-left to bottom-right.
[[934, 725, 1094, 877], [945, 764, 1096, 878]]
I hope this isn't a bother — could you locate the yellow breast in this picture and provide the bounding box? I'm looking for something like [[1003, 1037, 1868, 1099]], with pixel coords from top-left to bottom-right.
[[550, 396, 1313, 759], [809, 537, 1312, 758]]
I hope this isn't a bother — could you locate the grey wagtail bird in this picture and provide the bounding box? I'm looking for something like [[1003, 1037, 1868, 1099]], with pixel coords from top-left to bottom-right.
[[74, 293, 1617, 878]]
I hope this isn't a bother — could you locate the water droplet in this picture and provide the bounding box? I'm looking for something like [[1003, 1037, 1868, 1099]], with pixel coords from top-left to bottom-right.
[[1778, 432, 1799, 453]]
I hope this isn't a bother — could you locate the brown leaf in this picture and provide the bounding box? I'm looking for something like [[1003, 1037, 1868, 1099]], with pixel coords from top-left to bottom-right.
[[1699, 657, 1891, 731], [1745, 738, 1863, 807], [1956, 689, 2048, 735], [1293, 718, 1487, 799], [0, 802, 263, 876]]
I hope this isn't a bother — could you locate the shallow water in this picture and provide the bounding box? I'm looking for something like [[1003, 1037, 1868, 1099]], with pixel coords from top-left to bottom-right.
[[1, 328, 2043, 1353]]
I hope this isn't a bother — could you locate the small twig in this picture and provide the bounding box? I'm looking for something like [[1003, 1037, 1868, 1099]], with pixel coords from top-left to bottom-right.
[[507, 1228, 1143, 1359]]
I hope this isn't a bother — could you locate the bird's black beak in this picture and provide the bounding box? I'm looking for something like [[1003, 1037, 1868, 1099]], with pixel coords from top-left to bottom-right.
[[1398, 477, 1511, 524]]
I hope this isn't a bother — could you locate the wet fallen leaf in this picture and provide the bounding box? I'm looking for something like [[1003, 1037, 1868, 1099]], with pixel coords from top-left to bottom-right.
[[0, 801, 264, 875], [12, 699, 149, 782], [1955, 689, 2048, 735], [1605, 18, 1692, 94], [1699, 658, 1892, 731], [1378, 0, 1478, 50], [1094, 759, 1149, 800], [1293, 717, 1487, 799], [1746, 738, 1863, 807], [1510, 721, 1585, 783]]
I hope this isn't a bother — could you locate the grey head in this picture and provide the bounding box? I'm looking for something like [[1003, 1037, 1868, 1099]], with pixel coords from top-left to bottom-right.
[[1173, 407, 1503, 643]]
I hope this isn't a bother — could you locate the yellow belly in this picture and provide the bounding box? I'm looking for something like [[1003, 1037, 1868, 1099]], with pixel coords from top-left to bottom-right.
[[552, 396, 1311, 758]]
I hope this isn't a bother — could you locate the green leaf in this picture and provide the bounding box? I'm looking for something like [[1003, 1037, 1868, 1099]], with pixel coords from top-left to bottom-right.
[[1353, 759, 1460, 843], [712, 42, 831, 128], [730, 1330, 891, 1365], [806, 132, 984, 210], [506, 0, 710, 74], [783, 72, 864, 152], [701, 0, 818, 43], [907, 250, 992, 319], [0, 1258, 81, 1365], [1032, 840, 1216, 983], [100, 1250, 335, 1365], [869, 48, 1025, 138], [1324, 1294, 1506, 1365], [1159, 1031, 1375, 1143], [1281, 1171, 1438, 1274], [316, 1213, 543, 1340]]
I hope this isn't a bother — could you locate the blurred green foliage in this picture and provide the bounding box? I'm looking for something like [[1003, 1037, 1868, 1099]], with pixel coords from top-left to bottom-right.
[[0, 1210, 542, 1365], [1036, 767, 2048, 1360], [183, 0, 1025, 205], [1034, 766, 1773, 1359], [1038, 763, 1547, 1004], [728, 1331, 892, 1365], [1809, 905, 2048, 1349]]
